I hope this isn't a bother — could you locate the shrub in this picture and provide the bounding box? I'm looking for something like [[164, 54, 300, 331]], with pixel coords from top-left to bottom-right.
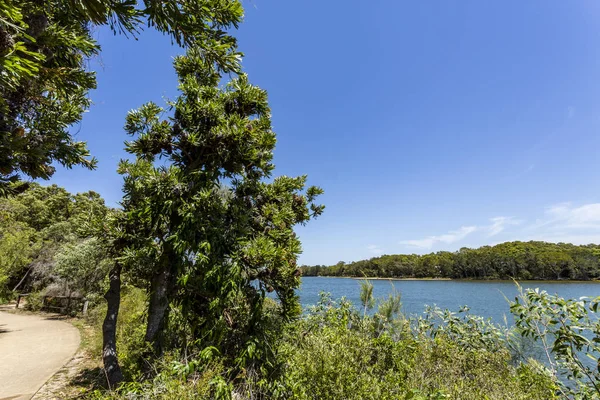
[[84, 291, 560, 400], [24, 290, 44, 311], [271, 294, 558, 400], [511, 285, 600, 398]]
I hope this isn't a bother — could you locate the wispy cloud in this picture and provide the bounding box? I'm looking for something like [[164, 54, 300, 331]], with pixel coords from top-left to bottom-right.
[[399, 203, 600, 253], [524, 202, 600, 244], [545, 203, 600, 228], [367, 244, 384, 255], [399, 216, 520, 250], [568, 106, 576, 119], [488, 216, 521, 237], [400, 226, 477, 250]]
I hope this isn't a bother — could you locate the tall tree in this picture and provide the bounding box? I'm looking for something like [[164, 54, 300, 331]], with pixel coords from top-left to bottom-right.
[[118, 47, 323, 375]]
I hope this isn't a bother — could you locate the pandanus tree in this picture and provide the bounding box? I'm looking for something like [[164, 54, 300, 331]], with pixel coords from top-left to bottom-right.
[[108, 49, 324, 384]]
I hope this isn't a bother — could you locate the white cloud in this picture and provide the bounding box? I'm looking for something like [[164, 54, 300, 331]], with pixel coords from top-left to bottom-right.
[[399, 216, 521, 250], [545, 203, 600, 228], [400, 226, 477, 250], [398, 203, 600, 253], [488, 216, 521, 237], [400, 203, 600, 250], [367, 244, 383, 255], [568, 106, 576, 119], [524, 203, 600, 243]]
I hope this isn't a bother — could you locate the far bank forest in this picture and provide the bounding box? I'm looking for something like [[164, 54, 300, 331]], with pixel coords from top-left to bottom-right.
[[300, 241, 600, 280]]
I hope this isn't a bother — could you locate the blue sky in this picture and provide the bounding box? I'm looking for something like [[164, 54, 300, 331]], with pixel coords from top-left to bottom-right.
[[48, 0, 600, 265]]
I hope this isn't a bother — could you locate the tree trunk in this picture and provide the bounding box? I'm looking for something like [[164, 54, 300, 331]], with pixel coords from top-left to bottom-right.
[[145, 265, 176, 355], [102, 263, 124, 389], [12, 265, 33, 292]]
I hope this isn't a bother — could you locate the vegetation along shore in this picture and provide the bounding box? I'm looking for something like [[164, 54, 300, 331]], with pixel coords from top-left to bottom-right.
[[301, 241, 600, 281]]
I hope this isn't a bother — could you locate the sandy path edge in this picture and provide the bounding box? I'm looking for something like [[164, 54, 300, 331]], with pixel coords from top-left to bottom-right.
[[0, 311, 80, 400]]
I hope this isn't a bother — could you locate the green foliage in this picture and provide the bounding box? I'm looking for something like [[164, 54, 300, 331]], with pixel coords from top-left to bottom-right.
[[54, 237, 111, 302], [0, 0, 99, 192], [0, 183, 110, 300], [272, 294, 557, 400], [85, 289, 558, 400], [86, 287, 148, 379], [23, 290, 45, 311], [359, 279, 374, 315], [89, 360, 225, 400], [302, 241, 600, 281], [0, 219, 35, 299], [117, 42, 323, 376], [377, 288, 402, 323], [511, 286, 600, 398], [0, 0, 244, 194]]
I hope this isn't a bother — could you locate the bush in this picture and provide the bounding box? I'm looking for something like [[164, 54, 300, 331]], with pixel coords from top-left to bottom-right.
[[89, 358, 226, 400], [270, 294, 557, 400], [511, 285, 600, 398], [24, 291, 44, 311], [84, 291, 560, 400]]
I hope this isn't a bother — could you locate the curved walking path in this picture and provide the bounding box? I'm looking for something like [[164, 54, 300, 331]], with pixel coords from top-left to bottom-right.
[[0, 310, 80, 400]]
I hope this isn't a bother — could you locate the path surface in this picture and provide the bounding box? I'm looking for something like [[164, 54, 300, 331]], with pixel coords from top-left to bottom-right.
[[0, 310, 80, 400]]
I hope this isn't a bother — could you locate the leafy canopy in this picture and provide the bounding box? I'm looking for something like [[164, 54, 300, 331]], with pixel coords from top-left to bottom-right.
[[0, 183, 109, 300], [118, 46, 324, 373], [0, 0, 243, 195]]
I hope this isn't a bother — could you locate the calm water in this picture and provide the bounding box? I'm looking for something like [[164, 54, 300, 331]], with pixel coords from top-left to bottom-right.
[[298, 277, 600, 323]]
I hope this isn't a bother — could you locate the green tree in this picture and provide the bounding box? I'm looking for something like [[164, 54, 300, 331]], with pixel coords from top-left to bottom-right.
[[511, 287, 600, 398], [0, 0, 243, 195], [0, 219, 36, 299], [53, 237, 111, 300], [303, 241, 600, 281], [540, 251, 574, 280], [114, 46, 323, 383], [0, 183, 109, 297]]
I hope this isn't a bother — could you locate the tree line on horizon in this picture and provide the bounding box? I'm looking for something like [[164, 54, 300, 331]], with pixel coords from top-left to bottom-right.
[[301, 241, 600, 281]]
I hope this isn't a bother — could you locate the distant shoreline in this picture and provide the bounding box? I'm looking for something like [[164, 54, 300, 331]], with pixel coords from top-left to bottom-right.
[[351, 277, 452, 281], [304, 276, 451, 281], [303, 276, 600, 283]]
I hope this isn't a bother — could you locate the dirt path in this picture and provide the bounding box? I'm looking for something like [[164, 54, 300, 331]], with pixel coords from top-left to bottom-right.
[[0, 310, 80, 400]]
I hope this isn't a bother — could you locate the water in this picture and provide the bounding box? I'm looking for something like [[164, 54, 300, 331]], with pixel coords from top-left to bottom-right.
[[298, 277, 600, 323]]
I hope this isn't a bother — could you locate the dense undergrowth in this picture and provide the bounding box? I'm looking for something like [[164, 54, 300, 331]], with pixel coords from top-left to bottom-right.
[[75, 285, 577, 400]]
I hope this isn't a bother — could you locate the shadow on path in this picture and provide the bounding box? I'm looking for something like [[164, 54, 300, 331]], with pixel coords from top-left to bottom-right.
[[0, 324, 10, 334], [43, 315, 70, 321]]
